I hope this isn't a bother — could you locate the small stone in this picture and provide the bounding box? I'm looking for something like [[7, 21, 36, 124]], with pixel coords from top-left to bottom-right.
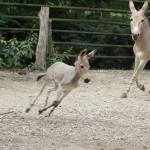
[[121, 93, 127, 98]]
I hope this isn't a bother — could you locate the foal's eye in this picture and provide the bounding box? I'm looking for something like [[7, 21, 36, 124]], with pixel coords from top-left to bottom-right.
[[141, 19, 144, 22], [130, 19, 133, 21], [80, 65, 84, 68]]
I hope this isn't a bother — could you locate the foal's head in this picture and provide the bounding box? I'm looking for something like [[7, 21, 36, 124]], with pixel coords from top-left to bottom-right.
[[74, 48, 96, 83], [129, 0, 148, 41]]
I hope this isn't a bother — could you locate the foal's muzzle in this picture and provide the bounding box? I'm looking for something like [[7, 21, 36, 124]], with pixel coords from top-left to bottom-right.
[[84, 78, 91, 83]]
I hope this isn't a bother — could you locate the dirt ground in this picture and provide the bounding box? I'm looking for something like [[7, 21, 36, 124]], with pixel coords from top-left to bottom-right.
[[1, 70, 150, 150]]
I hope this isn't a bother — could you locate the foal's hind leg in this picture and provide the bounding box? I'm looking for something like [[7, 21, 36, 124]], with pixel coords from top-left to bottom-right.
[[25, 79, 50, 113], [44, 83, 58, 106], [121, 59, 148, 98]]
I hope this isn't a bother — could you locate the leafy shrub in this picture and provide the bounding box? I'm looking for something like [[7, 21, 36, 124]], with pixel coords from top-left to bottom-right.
[[47, 46, 72, 66], [0, 33, 38, 69]]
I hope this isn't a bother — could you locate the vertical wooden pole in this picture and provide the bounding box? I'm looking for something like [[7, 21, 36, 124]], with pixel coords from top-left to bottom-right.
[[35, 7, 49, 70], [46, 19, 52, 66]]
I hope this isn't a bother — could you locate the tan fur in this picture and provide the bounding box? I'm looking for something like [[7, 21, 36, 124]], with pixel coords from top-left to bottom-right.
[[26, 48, 96, 116], [121, 1, 149, 98]]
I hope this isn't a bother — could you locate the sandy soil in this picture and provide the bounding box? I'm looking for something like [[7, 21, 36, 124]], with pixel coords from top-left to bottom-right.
[[1, 70, 150, 150]]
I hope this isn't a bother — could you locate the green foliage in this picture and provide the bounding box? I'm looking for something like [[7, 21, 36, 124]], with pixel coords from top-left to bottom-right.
[[0, 0, 135, 69], [0, 58, 6, 69], [0, 33, 38, 69], [47, 46, 72, 66]]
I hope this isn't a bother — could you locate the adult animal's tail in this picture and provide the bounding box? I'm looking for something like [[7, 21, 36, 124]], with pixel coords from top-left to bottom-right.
[[36, 74, 46, 81]]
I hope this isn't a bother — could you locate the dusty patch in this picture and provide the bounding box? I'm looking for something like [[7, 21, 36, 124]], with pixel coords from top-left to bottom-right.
[[1, 70, 150, 150]]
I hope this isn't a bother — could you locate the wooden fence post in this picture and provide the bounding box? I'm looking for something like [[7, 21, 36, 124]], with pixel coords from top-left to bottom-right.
[[46, 19, 52, 65], [35, 6, 49, 70]]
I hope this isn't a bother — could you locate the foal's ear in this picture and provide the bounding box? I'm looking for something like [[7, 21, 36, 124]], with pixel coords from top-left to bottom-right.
[[78, 48, 87, 59], [129, 0, 137, 13], [140, 1, 148, 14], [86, 49, 97, 60]]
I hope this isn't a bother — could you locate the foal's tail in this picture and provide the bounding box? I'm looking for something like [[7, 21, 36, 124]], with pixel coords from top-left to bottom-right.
[[36, 74, 46, 81]]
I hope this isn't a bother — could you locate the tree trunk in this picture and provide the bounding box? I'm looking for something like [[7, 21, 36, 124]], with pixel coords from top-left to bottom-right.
[[35, 7, 49, 70]]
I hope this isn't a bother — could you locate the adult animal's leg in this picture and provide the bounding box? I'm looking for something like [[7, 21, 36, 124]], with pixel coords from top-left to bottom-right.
[[134, 56, 145, 91], [121, 59, 148, 98]]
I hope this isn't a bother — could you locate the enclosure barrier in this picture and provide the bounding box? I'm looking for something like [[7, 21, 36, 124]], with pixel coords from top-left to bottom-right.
[[0, 1, 136, 59]]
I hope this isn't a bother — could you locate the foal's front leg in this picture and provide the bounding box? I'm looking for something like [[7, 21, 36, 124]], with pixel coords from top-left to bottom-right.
[[39, 85, 70, 116], [121, 59, 148, 98]]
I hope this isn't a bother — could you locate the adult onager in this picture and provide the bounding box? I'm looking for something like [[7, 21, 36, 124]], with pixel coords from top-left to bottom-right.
[[26, 48, 96, 116], [121, 0, 150, 98]]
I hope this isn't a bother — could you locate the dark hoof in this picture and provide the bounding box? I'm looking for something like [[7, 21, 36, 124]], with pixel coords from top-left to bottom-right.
[[25, 108, 30, 113], [121, 93, 127, 98], [38, 110, 43, 115], [139, 85, 145, 91]]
